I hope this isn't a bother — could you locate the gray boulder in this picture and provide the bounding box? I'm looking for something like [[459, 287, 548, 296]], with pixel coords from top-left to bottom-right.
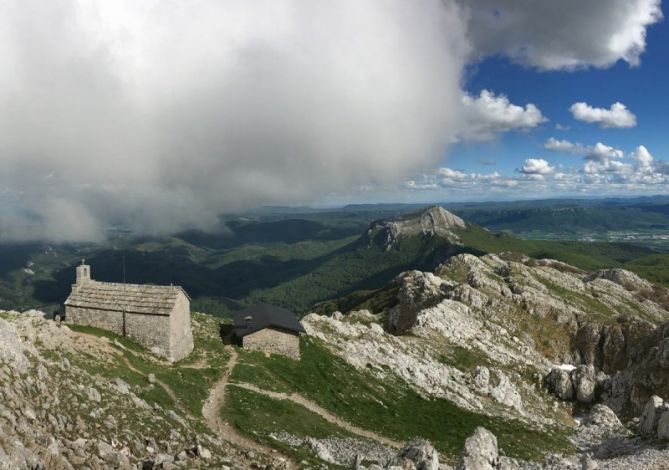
[[639, 395, 665, 435], [545, 368, 574, 401], [395, 439, 440, 470], [583, 404, 622, 429], [571, 365, 596, 403], [456, 427, 499, 470]]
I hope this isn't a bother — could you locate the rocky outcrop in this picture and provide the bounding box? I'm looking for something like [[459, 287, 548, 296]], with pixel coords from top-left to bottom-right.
[[583, 404, 623, 429], [574, 317, 654, 373], [639, 395, 665, 435], [545, 368, 574, 401], [0, 311, 245, 469], [308, 251, 669, 434], [366, 206, 466, 250], [585, 268, 654, 293], [456, 427, 499, 470], [394, 440, 441, 470], [386, 270, 452, 335], [572, 365, 597, 403]]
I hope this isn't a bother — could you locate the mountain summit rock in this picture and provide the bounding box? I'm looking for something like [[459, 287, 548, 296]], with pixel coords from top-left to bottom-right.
[[366, 206, 466, 249]]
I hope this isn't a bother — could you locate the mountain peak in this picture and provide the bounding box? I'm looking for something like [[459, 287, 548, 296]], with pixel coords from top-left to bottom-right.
[[366, 205, 466, 249], [412, 205, 467, 231]]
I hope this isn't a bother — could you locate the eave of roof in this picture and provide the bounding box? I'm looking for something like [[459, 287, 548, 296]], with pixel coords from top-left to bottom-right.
[[232, 303, 305, 335]]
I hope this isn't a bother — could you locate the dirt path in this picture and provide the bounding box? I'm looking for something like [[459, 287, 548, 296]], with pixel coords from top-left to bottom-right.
[[202, 349, 295, 469], [229, 382, 403, 449], [118, 355, 194, 417]]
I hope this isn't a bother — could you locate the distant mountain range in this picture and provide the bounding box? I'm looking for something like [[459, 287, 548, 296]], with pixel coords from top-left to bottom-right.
[[2, 202, 669, 317]]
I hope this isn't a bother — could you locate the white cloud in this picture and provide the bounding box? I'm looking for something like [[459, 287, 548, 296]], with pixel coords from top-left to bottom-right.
[[0, 0, 469, 241], [404, 143, 669, 200], [631, 145, 654, 172], [583, 143, 625, 162], [460, 90, 546, 141], [570, 102, 637, 128], [0, 0, 663, 241], [520, 158, 554, 176], [544, 137, 628, 175], [582, 159, 631, 175], [544, 138, 624, 162], [545, 137, 580, 153], [463, 0, 663, 70]]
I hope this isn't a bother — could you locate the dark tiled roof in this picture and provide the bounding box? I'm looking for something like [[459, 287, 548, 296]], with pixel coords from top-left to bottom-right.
[[232, 304, 305, 337], [64, 281, 188, 316]]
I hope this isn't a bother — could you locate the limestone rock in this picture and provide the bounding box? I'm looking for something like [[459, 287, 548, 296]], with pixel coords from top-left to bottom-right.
[[366, 206, 465, 250], [86, 387, 102, 403], [571, 366, 596, 403], [385, 270, 450, 335], [575, 324, 602, 367], [585, 269, 653, 292], [305, 438, 336, 464], [545, 368, 574, 401], [583, 404, 622, 429], [394, 439, 440, 470], [639, 395, 665, 435], [456, 427, 499, 470], [657, 411, 669, 440]]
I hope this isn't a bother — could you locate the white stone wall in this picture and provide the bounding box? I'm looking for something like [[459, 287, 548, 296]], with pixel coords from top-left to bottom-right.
[[169, 292, 194, 362], [242, 327, 300, 359], [65, 306, 124, 335], [125, 313, 171, 358], [65, 290, 193, 362]]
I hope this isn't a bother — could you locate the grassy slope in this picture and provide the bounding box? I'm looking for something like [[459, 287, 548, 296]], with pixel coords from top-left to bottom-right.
[[458, 225, 652, 270], [228, 336, 572, 462], [224, 386, 353, 468], [67, 313, 229, 417], [243, 235, 454, 313]]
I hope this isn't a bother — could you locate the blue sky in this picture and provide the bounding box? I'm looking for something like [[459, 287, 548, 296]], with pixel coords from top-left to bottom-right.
[[447, 13, 668, 181]]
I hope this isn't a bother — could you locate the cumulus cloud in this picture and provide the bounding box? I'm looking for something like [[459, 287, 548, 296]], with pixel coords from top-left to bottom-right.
[[0, 0, 663, 241], [463, 0, 663, 70], [631, 145, 654, 171], [405, 143, 669, 200], [545, 138, 624, 161], [570, 102, 637, 128], [583, 143, 625, 162], [545, 138, 580, 153], [460, 90, 546, 141], [544, 138, 630, 175], [520, 158, 554, 176]]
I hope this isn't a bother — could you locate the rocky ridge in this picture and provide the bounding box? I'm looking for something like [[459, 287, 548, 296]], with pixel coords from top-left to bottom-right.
[[303, 251, 669, 468]]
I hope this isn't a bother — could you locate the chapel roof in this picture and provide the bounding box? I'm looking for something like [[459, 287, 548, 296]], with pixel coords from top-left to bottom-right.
[[65, 281, 188, 316], [232, 304, 305, 337]]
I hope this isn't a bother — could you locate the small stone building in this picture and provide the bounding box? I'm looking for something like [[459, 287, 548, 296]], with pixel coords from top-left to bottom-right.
[[64, 261, 194, 362], [232, 304, 305, 359]]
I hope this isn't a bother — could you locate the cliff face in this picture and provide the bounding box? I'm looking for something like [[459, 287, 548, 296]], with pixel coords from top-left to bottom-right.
[[365, 206, 466, 250]]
